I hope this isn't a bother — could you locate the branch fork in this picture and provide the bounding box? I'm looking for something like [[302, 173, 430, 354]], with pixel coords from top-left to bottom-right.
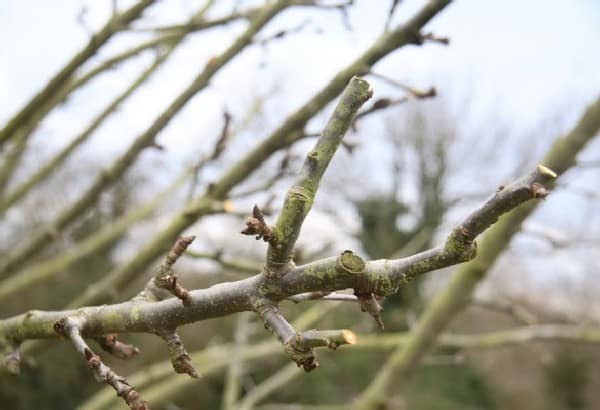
[[152, 235, 195, 304], [256, 301, 355, 372], [263, 76, 373, 279]]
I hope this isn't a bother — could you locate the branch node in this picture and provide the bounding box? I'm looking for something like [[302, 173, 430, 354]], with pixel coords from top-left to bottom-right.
[[241, 204, 274, 242], [159, 330, 200, 378], [355, 292, 385, 330], [153, 236, 195, 304], [95, 334, 140, 360], [284, 336, 319, 372], [56, 316, 149, 409], [530, 182, 550, 199], [155, 273, 191, 305], [2, 340, 21, 375], [420, 31, 450, 45]]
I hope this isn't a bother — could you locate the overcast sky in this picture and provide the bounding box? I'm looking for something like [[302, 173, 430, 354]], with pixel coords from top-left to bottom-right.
[[1, 0, 599, 234], [2, 0, 599, 133]]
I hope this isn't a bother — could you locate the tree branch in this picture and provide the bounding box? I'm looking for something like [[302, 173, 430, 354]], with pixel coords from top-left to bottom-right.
[[237, 362, 301, 410], [259, 77, 372, 277], [0, 167, 193, 300], [94, 334, 140, 360], [157, 329, 199, 378], [79, 303, 342, 409], [222, 313, 252, 410], [54, 316, 149, 410], [0, 0, 155, 147], [0, 0, 292, 280], [256, 302, 355, 371], [0, 162, 556, 372], [354, 94, 600, 409], [0, 52, 168, 216], [55, 0, 453, 312]]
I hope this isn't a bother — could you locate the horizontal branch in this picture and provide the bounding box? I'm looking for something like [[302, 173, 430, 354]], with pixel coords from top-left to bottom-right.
[[81, 322, 600, 409], [358, 324, 600, 349], [0, 165, 554, 350], [355, 94, 600, 410], [55, 0, 454, 311], [79, 303, 341, 409]]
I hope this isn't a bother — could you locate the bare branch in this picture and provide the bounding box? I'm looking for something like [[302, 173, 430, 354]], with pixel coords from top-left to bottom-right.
[[59, 0, 453, 310], [0, 0, 292, 281], [80, 303, 342, 409], [94, 334, 140, 360], [358, 325, 600, 350], [0, 129, 29, 197], [54, 316, 149, 410], [355, 95, 600, 410], [0, 0, 155, 147], [185, 249, 262, 275], [0, 165, 556, 350], [355, 292, 385, 330], [287, 291, 358, 303], [134, 7, 257, 34], [369, 71, 437, 99], [157, 329, 200, 378], [0, 52, 169, 216], [471, 297, 538, 326], [231, 150, 297, 199], [0, 167, 193, 300], [153, 237, 194, 302], [420, 31, 451, 45], [223, 313, 251, 410], [265, 76, 373, 277], [256, 302, 354, 371], [134, 236, 196, 305], [237, 362, 301, 410]]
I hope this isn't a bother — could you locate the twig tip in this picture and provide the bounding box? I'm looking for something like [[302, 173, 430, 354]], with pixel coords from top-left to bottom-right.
[[537, 164, 557, 178], [343, 329, 357, 345]]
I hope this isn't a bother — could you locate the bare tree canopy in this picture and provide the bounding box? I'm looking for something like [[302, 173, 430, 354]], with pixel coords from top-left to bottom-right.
[[0, 1, 599, 409]]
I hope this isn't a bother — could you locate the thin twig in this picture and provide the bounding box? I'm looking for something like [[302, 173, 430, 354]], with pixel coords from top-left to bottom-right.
[[54, 316, 149, 410]]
